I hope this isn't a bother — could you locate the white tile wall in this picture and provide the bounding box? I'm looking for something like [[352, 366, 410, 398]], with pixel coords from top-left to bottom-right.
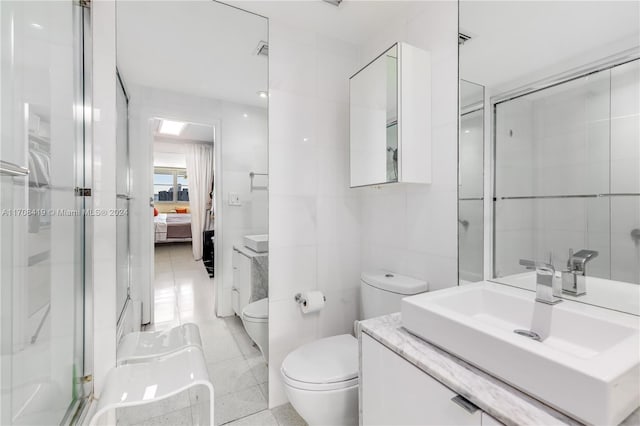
[[357, 2, 459, 292], [267, 19, 362, 407], [268, 1, 459, 408]]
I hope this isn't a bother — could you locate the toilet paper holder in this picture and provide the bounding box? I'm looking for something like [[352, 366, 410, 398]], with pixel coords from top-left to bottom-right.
[[294, 292, 326, 307]]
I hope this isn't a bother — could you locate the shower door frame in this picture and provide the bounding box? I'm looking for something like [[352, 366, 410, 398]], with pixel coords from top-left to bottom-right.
[[72, 0, 95, 422]]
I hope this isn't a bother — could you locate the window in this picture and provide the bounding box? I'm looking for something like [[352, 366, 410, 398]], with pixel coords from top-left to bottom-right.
[[154, 167, 189, 202]]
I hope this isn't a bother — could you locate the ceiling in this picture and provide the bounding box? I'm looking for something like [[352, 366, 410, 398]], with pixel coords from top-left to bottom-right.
[[229, 1, 429, 45], [117, 1, 268, 107], [460, 1, 640, 91]]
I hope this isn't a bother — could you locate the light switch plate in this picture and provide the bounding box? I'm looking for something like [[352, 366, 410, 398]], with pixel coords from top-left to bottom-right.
[[228, 192, 241, 206]]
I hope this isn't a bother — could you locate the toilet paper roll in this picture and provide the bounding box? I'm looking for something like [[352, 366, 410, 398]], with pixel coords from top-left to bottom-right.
[[300, 291, 325, 314]]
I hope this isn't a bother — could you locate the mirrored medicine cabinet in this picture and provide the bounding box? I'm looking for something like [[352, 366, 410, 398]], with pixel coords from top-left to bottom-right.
[[350, 42, 431, 188]]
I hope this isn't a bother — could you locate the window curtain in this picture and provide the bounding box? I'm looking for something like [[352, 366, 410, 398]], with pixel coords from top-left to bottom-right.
[[185, 143, 213, 260]]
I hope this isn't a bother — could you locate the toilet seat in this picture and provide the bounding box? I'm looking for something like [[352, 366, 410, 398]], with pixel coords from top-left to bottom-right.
[[281, 334, 358, 391], [242, 298, 268, 323]]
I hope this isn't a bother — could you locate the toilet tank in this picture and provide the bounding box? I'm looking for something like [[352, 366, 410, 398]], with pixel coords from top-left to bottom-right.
[[360, 271, 428, 319]]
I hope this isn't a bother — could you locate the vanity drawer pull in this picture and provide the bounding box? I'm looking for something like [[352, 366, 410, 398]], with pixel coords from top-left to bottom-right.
[[451, 395, 479, 414]]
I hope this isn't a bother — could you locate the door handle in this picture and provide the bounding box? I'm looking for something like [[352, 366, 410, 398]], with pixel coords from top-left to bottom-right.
[[0, 160, 29, 177], [451, 395, 479, 414]]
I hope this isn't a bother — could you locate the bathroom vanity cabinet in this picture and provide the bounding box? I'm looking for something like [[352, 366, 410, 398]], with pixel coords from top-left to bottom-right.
[[231, 245, 268, 316], [349, 42, 431, 187], [361, 334, 481, 425], [361, 333, 500, 425]]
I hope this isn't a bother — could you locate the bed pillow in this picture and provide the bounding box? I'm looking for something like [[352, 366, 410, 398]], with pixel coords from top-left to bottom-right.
[[153, 207, 159, 217], [175, 207, 188, 214]]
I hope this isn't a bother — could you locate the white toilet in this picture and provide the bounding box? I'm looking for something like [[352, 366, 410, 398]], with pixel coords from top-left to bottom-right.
[[281, 271, 428, 426], [241, 297, 269, 362]]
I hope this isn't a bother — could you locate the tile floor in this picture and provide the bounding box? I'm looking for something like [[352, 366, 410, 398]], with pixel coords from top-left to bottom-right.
[[118, 243, 306, 426]]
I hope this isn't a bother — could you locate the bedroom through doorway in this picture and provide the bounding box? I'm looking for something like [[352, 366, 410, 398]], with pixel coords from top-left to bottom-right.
[[152, 118, 216, 279]]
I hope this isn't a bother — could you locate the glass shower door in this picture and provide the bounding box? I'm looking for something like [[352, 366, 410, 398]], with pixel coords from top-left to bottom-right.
[[1, 1, 86, 424]]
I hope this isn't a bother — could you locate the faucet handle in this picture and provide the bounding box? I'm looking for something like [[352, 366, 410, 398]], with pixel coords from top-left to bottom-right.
[[570, 249, 599, 272], [519, 259, 536, 270]]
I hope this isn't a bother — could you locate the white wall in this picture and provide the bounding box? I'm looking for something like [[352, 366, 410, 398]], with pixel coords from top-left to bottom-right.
[[356, 2, 459, 292], [267, 19, 362, 407], [127, 85, 268, 321]]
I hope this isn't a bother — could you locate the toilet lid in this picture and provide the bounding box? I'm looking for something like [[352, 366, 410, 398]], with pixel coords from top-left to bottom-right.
[[361, 271, 428, 295], [281, 334, 358, 384], [243, 298, 268, 319]]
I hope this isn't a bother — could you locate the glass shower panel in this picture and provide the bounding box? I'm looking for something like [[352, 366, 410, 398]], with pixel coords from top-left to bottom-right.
[[495, 70, 611, 198], [459, 108, 484, 283], [494, 68, 613, 280], [494, 60, 640, 286], [459, 80, 484, 283], [494, 197, 611, 279], [1, 1, 85, 424]]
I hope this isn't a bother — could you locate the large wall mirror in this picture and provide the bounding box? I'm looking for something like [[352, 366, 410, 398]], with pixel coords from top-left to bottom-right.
[[459, 1, 640, 315], [116, 2, 269, 423]]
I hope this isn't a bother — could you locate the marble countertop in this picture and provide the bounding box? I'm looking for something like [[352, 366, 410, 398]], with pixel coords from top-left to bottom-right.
[[360, 313, 640, 426], [233, 245, 268, 258]]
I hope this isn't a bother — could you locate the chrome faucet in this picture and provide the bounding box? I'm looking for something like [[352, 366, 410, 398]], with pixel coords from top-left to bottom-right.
[[519, 259, 562, 305], [561, 249, 598, 296]]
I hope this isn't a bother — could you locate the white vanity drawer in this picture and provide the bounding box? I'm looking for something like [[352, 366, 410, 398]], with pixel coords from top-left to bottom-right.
[[362, 333, 482, 425]]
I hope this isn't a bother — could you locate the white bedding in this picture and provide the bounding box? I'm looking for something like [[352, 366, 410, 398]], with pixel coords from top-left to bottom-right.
[[154, 213, 167, 242]]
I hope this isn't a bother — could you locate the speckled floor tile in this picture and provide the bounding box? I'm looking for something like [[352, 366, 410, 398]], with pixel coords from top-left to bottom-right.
[[271, 403, 307, 426], [215, 385, 267, 426], [225, 410, 278, 426], [207, 356, 258, 396]]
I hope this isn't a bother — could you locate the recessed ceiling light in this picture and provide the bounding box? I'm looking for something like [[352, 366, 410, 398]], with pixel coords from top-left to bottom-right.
[[464, 130, 471, 134], [243, 113, 249, 118], [303, 137, 309, 142], [159, 120, 186, 136], [257, 91, 268, 99], [31, 23, 43, 30]]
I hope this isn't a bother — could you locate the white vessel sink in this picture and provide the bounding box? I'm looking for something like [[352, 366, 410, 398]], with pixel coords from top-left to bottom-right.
[[401, 282, 640, 425], [243, 234, 268, 253]]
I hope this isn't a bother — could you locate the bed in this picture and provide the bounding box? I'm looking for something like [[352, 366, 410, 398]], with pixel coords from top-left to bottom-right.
[[154, 213, 192, 243]]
